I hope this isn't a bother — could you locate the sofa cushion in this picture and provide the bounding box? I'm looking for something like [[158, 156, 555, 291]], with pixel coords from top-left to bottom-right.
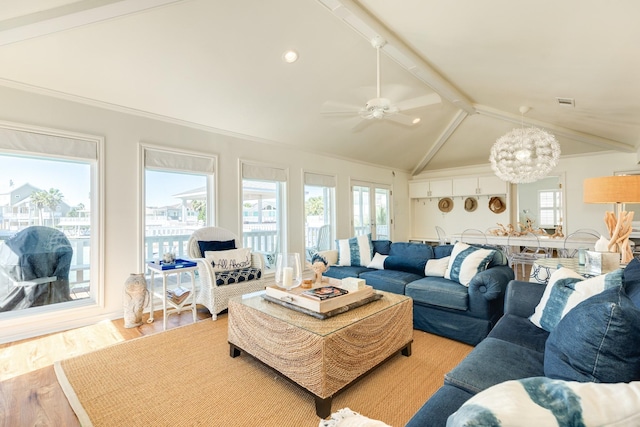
[[623, 257, 640, 306], [544, 286, 640, 383], [445, 242, 496, 286], [405, 385, 474, 427], [215, 267, 261, 286], [434, 244, 454, 259], [359, 269, 422, 295], [447, 377, 640, 427], [366, 252, 387, 269], [197, 239, 235, 257], [488, 314, 550, 354], [383, 255, 427, 276], [424, 256, 450, 277], [372, 239, 392, 256], [529, 267, 624, 332], [406, 277, 468, 311], [388, 242, 434, 259], [323, 265, 374, 280], [444, 337, 544, 394], [337, 234, 373, 267]]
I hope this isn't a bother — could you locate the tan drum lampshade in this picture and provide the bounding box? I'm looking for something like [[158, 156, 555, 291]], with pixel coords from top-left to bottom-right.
[[583, 175, 640, 264], [583, 175, 640, 204]]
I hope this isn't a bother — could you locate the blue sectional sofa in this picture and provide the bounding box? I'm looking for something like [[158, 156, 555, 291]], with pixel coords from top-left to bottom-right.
[[406, 258, 640, 426], [319, 240, 515, 345]]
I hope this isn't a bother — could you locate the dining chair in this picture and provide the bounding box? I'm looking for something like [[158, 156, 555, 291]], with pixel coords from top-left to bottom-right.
[[507, 232, 548, 278], [460, 228, 487, 246], [435, 226, 448, 245], [560, 229, 600, 258]]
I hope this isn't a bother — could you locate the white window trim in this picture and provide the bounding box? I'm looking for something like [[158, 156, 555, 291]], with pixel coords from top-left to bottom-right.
[[302, 170, 337, 252], [139, 143, 218, 270], [239, 160, 289, 259], [0, 120, 104, 344]]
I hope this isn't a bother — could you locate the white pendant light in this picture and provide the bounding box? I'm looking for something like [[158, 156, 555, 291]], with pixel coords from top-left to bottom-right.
[[489, 106, 561, 184]]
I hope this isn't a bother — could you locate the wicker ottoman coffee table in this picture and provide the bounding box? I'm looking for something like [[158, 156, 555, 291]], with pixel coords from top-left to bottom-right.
[[228, 290, 413, 418]]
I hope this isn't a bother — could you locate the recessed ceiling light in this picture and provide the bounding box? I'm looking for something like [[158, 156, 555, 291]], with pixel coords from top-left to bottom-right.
[[412, 117, 421, 124], [282, 50, 299, 63]]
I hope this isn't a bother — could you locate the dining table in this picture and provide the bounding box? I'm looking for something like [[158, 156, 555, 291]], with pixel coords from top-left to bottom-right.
[[448, 233, 598, 252]]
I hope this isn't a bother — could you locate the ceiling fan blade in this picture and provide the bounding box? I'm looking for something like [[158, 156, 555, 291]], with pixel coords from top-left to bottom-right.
[[395, 93, 442, 111], [352, 118, 375, 132], [320, 100, 362, 116], [385, 113, 419, 126]]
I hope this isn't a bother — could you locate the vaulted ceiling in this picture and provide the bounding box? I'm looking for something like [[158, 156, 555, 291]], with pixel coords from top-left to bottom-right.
[[0, 0, 638, 174]]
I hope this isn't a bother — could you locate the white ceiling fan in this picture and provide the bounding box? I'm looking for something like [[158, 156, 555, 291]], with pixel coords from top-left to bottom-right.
[[321, 36, 441, 129]]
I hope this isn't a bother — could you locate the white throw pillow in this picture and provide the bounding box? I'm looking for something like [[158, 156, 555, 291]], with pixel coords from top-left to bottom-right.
[[367, 253, 388, 270], [529, 267, 624, 332], [425, 256, 450, 277], [444, 242, 495, 286], [447, 377, 640, 427], [337, 234, 373, 267], [205, 247, 252, 272]]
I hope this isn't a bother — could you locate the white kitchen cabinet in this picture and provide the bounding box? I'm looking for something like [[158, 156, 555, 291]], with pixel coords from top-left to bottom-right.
[[478, 175, 507, 195], [452, 177, 478, 196], [451, 176, 508, 196], [409, 179, 452, 198]]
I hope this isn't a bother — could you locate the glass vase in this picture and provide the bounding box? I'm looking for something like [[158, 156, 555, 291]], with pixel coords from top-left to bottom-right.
[[275, 253, 302, 291]]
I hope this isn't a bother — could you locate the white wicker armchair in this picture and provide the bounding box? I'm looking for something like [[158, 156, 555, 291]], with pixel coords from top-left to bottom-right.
[[187, 227, 266, 320]]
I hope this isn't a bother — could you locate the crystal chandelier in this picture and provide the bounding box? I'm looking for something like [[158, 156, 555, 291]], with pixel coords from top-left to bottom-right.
[[489, 106, 561, 184]]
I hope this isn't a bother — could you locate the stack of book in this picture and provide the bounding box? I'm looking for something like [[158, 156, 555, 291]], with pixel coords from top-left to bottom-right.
[[167, 285, 190, 305]]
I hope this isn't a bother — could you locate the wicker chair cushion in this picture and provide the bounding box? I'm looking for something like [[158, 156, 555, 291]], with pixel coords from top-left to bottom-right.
[[215, 267, 262, 286]]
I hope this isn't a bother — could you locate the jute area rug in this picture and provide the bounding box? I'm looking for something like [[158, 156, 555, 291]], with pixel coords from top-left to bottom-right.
[[54, 316, 472, 427]]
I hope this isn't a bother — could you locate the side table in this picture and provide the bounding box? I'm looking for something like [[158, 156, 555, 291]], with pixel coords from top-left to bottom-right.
[[529, 257, 605, 285], [147, 260, 198, 330]]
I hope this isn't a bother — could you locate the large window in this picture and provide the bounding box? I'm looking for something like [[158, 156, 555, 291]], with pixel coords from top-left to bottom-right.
[[142, 146, 215, 265], [304, 172, 335, 260], [0, 123, 100, 315], [538, 189, 562, 228], [352, 181, 391, 240], [241, 162, 287, 271]]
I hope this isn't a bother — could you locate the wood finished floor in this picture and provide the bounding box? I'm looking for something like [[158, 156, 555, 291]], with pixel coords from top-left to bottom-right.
[[0, 264, 530, 426], [0, 308, 213, 427]]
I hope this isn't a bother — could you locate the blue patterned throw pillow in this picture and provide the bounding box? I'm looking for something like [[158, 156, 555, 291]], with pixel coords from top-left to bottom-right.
[[444, 242, 495, 286], [337, 234, 373, 267], [447, 377, 640, 427], [529, 267, 624, 332]]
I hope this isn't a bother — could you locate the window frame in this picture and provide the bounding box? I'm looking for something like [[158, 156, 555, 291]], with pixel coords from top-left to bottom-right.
[[303, 171, 336, 256], [240, 161, 288, 271], [139, 143, 217, 270], [0, 120, 104, 337], [538, 189, 562, 228]]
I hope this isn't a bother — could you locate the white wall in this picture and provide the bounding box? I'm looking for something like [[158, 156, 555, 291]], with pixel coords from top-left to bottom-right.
[[411, 151, 640, 240], [0, 85, 412, 342]]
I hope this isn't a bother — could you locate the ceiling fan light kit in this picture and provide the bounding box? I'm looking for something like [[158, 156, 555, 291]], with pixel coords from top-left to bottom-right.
[[489, 106, 561, 184]]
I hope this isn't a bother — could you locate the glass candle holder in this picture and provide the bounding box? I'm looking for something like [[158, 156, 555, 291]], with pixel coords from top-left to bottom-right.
[[275, 253, 302, 291]]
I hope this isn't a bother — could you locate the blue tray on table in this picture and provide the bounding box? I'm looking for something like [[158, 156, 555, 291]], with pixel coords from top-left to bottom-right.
[[148, 258, 197, 270]]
